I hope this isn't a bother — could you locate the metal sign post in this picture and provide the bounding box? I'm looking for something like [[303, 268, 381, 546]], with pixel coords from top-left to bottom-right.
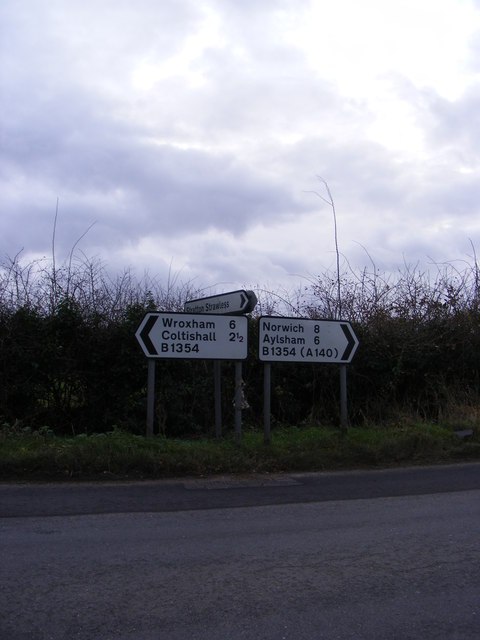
[[234, 362, 243, 445], [263, 363, 271, 444], [183, 290, 257, 440], [214, 361, 222, 440], [340, 364, 348, 432], [146, 359, 156, 438], [259, 316, 359, 432], [136, 312, 248, 437]]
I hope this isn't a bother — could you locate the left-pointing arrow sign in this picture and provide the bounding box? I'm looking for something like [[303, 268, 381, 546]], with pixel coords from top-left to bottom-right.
[[135, 312, 248, 360], [139, 314, 159, 356]]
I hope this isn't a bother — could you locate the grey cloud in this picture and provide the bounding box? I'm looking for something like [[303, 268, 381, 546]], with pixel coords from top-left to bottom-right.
[[1, 95, 308, 257], [2, 0, 480, 286], [0, 0, 203, 122], [467, 28, 480, 72], [1, 0, 316, 254], [285, 136, 409, 204], [426, 86, 480, 162], [385, 72, 480, 166], [283, 130, 480, 267]]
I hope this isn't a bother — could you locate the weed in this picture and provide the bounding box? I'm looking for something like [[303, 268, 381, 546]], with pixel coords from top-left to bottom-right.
[[0, 423, 478, 481]]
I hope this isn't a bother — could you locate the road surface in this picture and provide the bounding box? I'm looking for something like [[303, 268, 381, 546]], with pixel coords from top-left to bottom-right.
[[1, 463, 479, 639]]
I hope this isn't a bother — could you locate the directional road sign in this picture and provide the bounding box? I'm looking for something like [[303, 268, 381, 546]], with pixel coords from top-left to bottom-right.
[[258, 316, 359, 363], [184, 289, 257, 315], [136, 312, 248, 360]]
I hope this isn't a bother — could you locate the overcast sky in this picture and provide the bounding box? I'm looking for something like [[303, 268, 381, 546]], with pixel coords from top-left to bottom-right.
[[2, 0, 480, 296]]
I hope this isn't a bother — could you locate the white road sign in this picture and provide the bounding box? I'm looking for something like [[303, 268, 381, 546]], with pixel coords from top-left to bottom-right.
[[184, 289, 257, 315], [136, 313, 248, 360], [259, 316, 359, 363]]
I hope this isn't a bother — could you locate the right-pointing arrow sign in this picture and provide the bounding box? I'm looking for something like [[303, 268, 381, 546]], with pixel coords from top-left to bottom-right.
[[259, 316, 359, 363], [340, 323, 357, 361], [184, 289, 257, 315]]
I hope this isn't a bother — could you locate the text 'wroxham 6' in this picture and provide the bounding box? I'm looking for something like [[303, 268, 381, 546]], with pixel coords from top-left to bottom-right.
[[259, 316, 358, 363], [135, 313, 248, 360]]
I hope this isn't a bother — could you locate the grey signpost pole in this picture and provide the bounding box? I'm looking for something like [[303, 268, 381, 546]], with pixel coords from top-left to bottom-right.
[[146, 358, 155, 438], [214, 361, 222, 440], [263, 363, 271, 444], [183, 290, 257, 442], [234, 361, 242, 445], [340, 364, 348, 432]]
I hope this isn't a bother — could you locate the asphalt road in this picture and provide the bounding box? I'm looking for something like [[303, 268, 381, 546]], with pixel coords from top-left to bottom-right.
[[2, 462, 480, 517], [1, 463, 479, 640]]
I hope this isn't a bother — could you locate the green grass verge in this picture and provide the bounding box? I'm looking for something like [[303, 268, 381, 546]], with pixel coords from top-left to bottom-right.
[[1, 423, 479, 481]]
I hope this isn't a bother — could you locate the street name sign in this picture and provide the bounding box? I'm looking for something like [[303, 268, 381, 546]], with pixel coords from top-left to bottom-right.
[[258, 316, 358, 363], [136, 312, 248, 360], [184, 289, 257, 315]]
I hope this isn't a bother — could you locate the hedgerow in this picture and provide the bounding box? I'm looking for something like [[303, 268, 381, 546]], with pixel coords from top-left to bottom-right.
[[1, 251, 480, 436]]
